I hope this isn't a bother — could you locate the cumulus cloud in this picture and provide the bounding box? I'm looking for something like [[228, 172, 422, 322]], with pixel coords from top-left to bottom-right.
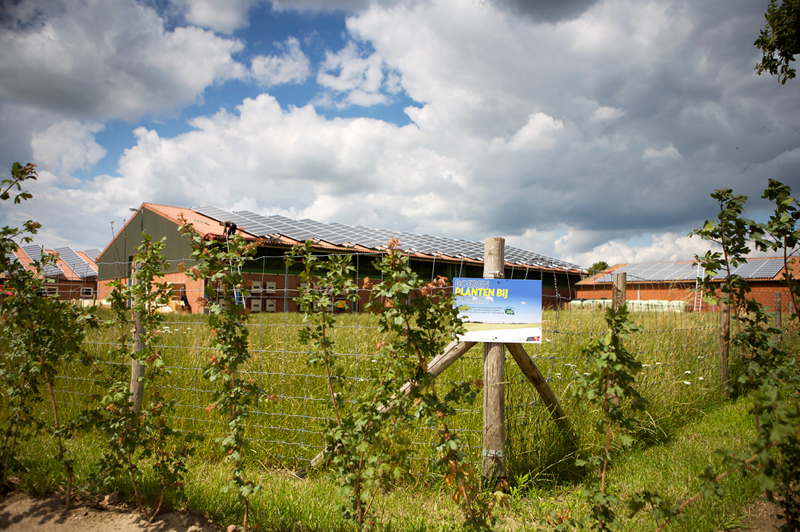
[[250, 37, 310, 87], [31, 120, 107, 178], [557, 232, 716, 268], [175, 0, 260, 33], [4, 0, 800, 264], [316, 41, 388, 107], [490, 112, 564, 152], [0, 0, 246, 121]]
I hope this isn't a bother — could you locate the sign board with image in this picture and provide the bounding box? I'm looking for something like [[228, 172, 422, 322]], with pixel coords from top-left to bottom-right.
[[453, 278, 542, 344]]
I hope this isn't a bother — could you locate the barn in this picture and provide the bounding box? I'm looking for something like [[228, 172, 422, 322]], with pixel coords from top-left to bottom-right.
[[96, 203, 585, 314], [574, 257, 797, 312]]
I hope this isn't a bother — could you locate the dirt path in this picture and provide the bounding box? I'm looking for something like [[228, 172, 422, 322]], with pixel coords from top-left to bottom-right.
[[0, 489, 784, 531], [0, 491, 223, 532]]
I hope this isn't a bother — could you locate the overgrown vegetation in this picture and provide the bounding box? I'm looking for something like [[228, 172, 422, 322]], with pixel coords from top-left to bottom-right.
[[180, 217, 267, 532], [289, 238, 501, 531], [0, 162, 97, 511], [1, 157, 798, 532]]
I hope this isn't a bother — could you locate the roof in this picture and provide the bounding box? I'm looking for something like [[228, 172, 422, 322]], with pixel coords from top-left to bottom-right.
[[7, 245, 99, 280], [192, 206, 584, 273], [577, 257, 797, 285]]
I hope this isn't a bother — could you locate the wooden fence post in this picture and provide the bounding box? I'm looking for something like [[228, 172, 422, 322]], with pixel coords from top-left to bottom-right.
[[482, 237, 506, 485], [719, 293, 730, 399], [774, 292, 782, 348], [130, 262, 145, 413], [612, 272, 626, 311]]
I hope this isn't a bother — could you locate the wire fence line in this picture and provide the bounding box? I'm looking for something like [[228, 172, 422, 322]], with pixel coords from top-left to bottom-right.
[[12, 255, 729, 475]]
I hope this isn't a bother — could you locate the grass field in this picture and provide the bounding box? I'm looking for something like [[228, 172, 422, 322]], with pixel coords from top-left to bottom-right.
[[4, 303, 782, 530], [40, 305, 724, 477]]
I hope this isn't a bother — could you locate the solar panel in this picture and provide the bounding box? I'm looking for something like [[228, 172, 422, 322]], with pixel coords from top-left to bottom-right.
[[591, 258, 791, 284], [54, 247, 96, 279], [84, 248, 101, 261], [21, 245, 63, 277], [193, 207, 584, 271]]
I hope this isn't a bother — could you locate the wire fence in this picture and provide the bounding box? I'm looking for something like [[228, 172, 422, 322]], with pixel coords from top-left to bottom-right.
[[18, 254, 739, 475]]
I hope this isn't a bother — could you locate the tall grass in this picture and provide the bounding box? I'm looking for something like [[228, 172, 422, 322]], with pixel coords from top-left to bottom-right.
[[45, 306, 722, 478]]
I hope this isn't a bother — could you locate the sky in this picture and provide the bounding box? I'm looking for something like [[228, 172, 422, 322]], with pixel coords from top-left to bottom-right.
[[0, 0, 798, 269]]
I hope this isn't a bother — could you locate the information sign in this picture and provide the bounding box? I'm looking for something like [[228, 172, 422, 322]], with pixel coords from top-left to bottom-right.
[[453, 278, 542, 344]]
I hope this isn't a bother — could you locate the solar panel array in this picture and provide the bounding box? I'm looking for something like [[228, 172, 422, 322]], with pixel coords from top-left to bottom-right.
[[593, 258, 787, 283], [21, 245, 63, 277], [193, 206, 583, 271], [54, 247, 97, 279]]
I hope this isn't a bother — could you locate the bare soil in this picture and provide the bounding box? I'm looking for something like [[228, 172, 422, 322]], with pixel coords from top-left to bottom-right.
[[0, 490, 786, 531], [735, 499, 782, 532], [0, 491, 223, 532]]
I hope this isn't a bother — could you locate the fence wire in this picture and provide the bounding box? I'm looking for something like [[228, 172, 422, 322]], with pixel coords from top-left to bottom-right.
[[10, 254, 740, 476]]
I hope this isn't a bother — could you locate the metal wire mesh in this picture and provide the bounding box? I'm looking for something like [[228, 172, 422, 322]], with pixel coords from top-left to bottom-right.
[[13, 255, 729, 475]]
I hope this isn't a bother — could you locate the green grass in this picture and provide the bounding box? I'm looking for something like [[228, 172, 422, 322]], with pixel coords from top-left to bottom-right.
[[42, 307, 723, 473], [5, 305, 762, 530], [11, 393, 764, 531]]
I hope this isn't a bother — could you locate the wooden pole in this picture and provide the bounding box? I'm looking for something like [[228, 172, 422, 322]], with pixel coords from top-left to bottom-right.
[[380, 341, 477, 413], [506, 343, 572, 435], [774, 292, 782, 348], [130, 262, 145, 413], [612, 272, 626, 311], [719, 293, 730, 399], [482, 237, 506, 484]]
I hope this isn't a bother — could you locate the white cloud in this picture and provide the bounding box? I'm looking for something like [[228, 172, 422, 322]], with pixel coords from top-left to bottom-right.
[[0, 0, 247, 121], [557, 231, 716, 268], [251, 37, 310, 87], [176, 0, 260, 33], [590, 106, 626, 122], [316, 41, 387, 107], [31, 120, 107, 178], [490, 112, 564, 152], [642, 143, 683, 160], [4, 0, 799, 266]]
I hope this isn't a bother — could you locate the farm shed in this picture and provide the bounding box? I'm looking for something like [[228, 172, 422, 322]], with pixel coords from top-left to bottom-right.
[[96, 203, 585, 314], [3, 245, 100, 302], [574, 257, 798, 312]]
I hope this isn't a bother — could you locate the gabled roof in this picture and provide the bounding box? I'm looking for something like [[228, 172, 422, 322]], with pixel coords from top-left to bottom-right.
[[577, 257, 797, 285], [192, 206, 584, 273], [8, 245, 99, 280]]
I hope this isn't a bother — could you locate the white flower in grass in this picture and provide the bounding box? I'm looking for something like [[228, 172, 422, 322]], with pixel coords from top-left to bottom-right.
[[642, 364, 650, 368], [682, 381, 691, 385], [655, 362, 662, 366], [697, 356, 704, 359], [698, 377, 705, 381], [555, 373, 561, 378], [684, 371, 692, 375]]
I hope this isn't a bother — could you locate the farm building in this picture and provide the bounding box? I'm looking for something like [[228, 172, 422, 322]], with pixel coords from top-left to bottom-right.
[[3, 245, 100, 302], [96, 203, 585, 314], [574, 257, 798, 312]]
